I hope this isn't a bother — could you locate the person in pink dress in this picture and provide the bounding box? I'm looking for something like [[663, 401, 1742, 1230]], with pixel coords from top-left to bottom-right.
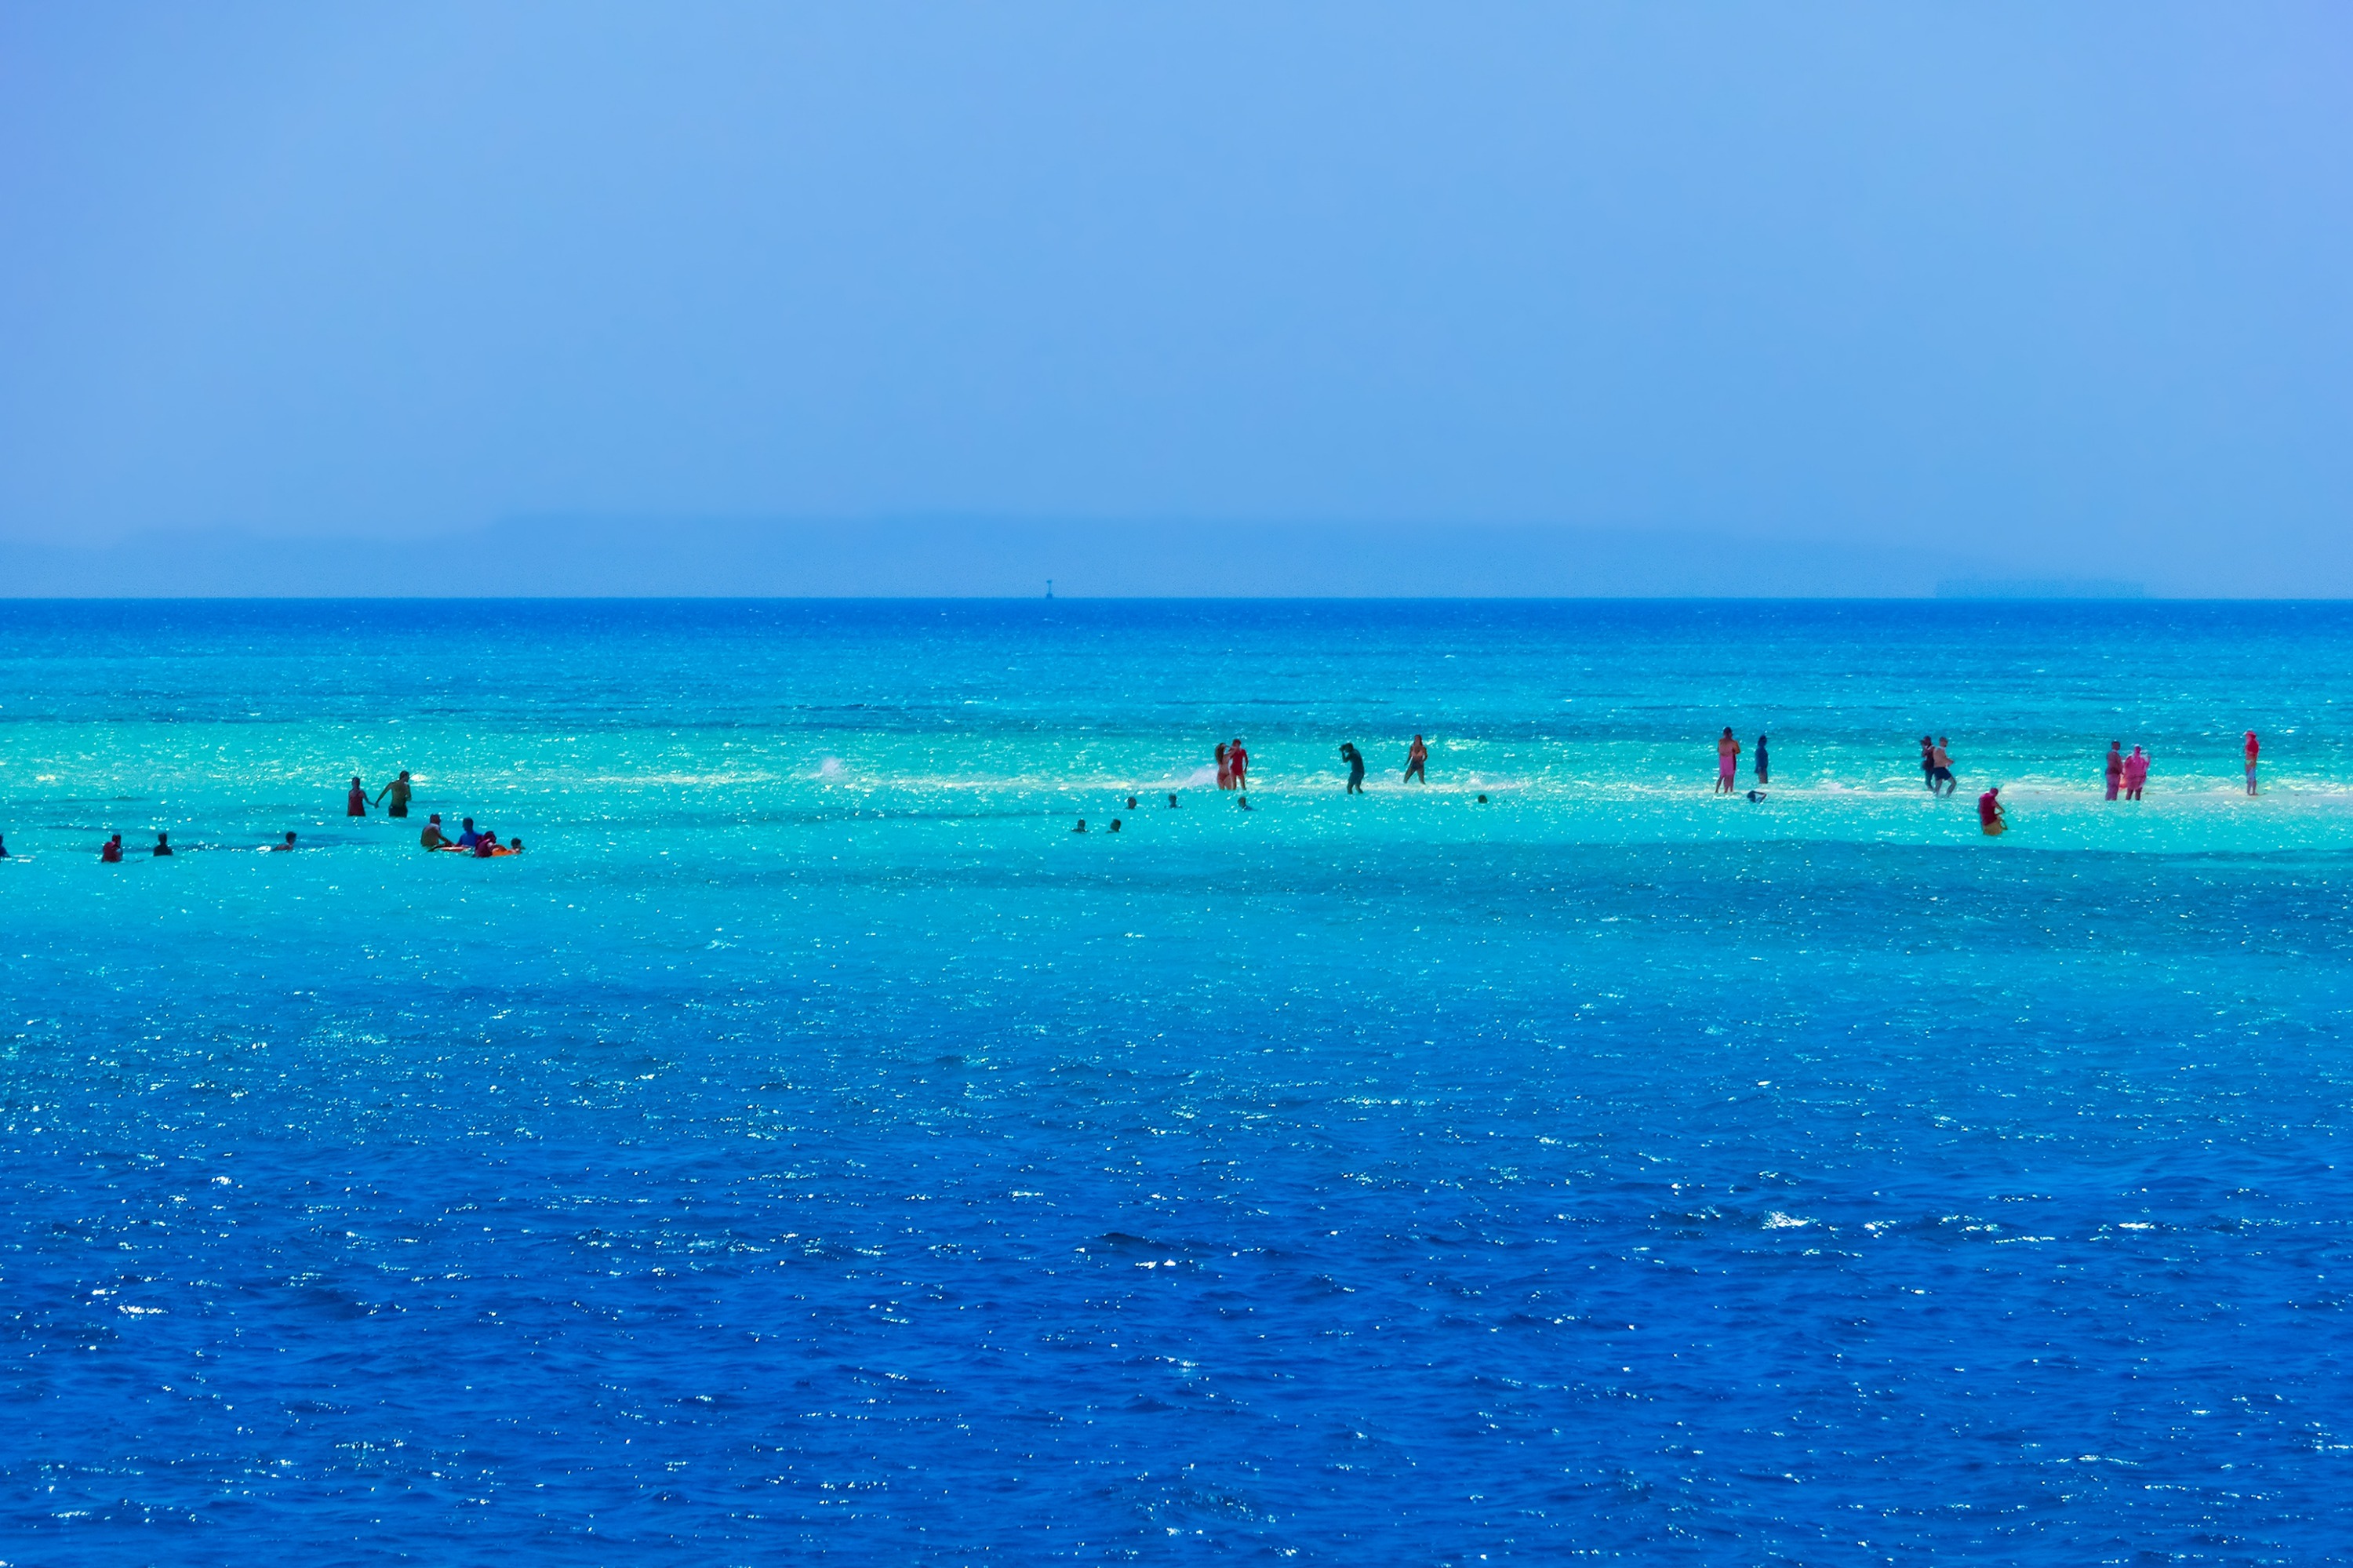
[[2122, 745, 2149, 801], [2104, 742, 2124, 801], [2245, 730, 2260, 796], [346, 776, 369, 817]]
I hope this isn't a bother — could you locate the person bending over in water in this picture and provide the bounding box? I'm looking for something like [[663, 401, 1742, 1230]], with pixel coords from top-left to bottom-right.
[[1978, 786, 2006, 837], [100, 834, 124, 862], [420, 813, 451, 849], [1404, 735, 1428, 784], [2104, 742, 2124, 801], [153, 832, 173, 857], [1931, 737, 1956, 796], [375, 769, 413, 818], [346, 777, 369, 817], [1715, 729, 1740, 795], [2123, 745, 2148, 801], [1340, 742, 1366, 794], [2245, 730, 2260, 796]]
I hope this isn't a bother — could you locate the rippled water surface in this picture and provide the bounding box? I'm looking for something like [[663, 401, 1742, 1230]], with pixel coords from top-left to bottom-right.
[[4, 599, 2351, 1563]]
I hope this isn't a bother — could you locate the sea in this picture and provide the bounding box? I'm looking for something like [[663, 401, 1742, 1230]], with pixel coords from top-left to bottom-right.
[[2, 598, 2350, 1564]]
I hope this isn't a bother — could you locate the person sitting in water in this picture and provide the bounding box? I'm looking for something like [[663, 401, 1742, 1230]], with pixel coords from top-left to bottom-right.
[[375, 769, 414, 818], [1978, 786, 2006, 837], [153, 832, 173, 856], [100, 834, 124, 862], [420, 813, 451, 849], [270, 831, 297, 851]]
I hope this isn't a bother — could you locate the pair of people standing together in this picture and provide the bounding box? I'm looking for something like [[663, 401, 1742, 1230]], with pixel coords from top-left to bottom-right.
[[346, 770, 414, 817], [1337, 737, 1427, 792], [1716, 729, 1768, 794]]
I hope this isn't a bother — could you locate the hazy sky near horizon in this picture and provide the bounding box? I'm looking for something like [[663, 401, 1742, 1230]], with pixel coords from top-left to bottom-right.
[[3, 4, 2349, 591]]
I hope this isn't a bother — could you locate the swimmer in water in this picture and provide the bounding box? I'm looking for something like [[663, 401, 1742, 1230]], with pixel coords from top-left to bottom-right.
[[2104, 741, 2123, 801], [1168, 793, 1179, 808], [1979, 786, 2006, 836], [346, 777, 368, 817], [1715, 729, 1740, 795], [2246, 730, 2260, 795], [1108, 818, 1122, 833], [0, 834, 9, 857], [153, 832, 173, 857], [2123, 744, 2148, 801], [271, 831, 297, 851], [1476, 793, 1488, 803], [1073, 818, 1088, 833], [375, 769, 413, 818], [1340, 742, 1366, 794], [1746, 788, 1767, 802], [1237, 795, 1252, 810], [1931, 737, 1956, 797], [100, 834, 124, 862], [420, 813, 450, 849], [1404, 735, 1427, 784], [1126, 795, 1138, 809], [505, 837, 524, 853]]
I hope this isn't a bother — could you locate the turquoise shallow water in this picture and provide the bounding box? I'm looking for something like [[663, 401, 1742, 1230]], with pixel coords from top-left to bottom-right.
[[4, 599, 2352, 1563]]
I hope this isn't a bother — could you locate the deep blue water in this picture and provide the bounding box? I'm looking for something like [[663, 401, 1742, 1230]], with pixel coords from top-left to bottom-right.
[[3, 599, 2352, 1564]]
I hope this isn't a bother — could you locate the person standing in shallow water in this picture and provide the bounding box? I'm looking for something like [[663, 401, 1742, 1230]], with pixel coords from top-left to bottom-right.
[[1340, 743, 1366, 794], [1404, 735, 1428, 784], [1215, 742, 1231, 790], [2104, 742, 2124, 801], [375, 769, 413, 818], [2123, 745, 2149, 801], [1715, 729, 1740, 795], [346, 777, 368, 817], [1227, 738, 1249, 793], [1931, 737, 1956, 797], [2245, 731, 2260, 796], [1755, 735, 1769, 786]]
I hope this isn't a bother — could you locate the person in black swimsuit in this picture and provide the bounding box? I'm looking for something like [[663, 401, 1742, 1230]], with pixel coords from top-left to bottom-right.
[[1340, 743, 1366, 794]]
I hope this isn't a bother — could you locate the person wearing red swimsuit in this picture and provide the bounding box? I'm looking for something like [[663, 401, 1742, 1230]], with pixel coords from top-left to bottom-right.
[[1227, 738, 1248, 791]]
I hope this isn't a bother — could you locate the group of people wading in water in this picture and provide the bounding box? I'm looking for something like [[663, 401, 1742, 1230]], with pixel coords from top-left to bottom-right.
[[344, 770, 523, 857]]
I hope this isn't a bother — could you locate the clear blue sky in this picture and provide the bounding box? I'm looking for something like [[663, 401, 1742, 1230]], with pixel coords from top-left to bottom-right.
[[3, 4, 2348, 593]]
